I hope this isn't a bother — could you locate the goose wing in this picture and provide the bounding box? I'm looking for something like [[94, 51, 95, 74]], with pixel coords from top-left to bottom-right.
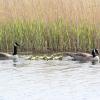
[[72, 52, 92, 61], [74, 53, 92, 57]]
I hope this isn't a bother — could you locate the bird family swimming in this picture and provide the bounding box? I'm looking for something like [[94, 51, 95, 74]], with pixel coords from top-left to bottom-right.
[[0, 42, 99, 63], [0, 42, 20, 60]]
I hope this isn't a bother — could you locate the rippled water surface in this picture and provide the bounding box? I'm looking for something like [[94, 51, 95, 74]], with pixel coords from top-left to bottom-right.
[[0, 56, 100, 100]]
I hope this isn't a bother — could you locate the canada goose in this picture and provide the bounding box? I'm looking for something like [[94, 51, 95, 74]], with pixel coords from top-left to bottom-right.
[[0, 42, 20, 60], [68, 49, 99, 62]]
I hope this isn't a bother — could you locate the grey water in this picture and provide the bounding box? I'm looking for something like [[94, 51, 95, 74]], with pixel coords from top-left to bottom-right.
[[0, 56, 100, 100]]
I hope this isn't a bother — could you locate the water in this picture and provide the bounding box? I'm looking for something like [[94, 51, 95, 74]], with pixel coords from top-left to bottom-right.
[[0, 56, 100, 100]]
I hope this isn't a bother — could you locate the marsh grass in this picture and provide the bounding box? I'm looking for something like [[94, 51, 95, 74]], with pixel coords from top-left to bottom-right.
[[0, 0, 100, 53], [0, 19, 99, 53]]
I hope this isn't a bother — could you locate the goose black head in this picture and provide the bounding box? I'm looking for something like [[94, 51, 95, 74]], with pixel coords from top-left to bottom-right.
[[14, 42, 20, 47], [92, 48, 99, 57]]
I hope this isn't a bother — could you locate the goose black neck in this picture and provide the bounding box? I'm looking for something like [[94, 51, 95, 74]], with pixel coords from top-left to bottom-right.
[[13, 45, 17, 55], [92, 51, 96, 58]]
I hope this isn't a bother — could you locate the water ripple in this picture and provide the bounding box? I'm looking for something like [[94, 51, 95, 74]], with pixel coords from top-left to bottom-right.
[[0, 56, 99, 100]]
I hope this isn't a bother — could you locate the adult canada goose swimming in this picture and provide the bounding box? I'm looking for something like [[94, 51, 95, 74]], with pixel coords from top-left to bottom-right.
[[68, 49, 99, 62], [0, 42, 20, 60]]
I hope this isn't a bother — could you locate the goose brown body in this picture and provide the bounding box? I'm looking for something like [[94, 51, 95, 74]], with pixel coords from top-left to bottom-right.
[[67, 49, 99, 62]]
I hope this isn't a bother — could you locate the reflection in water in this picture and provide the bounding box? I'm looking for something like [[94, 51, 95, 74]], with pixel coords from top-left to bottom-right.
[[91, 61, 99, 65], [13, 58, 18, 67], [0, 56, 100, 100]]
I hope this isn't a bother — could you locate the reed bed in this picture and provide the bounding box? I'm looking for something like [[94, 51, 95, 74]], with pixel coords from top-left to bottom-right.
[[0, 0, 100, 53], [0, 20, 100, 53]]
